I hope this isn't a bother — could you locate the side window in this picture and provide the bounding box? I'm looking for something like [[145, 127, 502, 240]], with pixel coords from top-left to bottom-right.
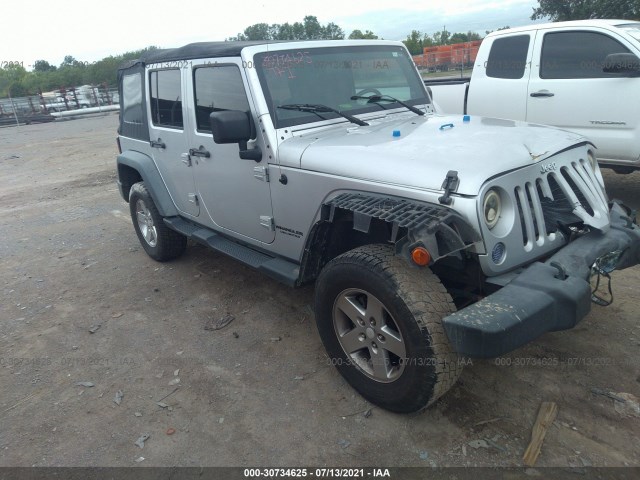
[[540, 31, 632, 79], [149, 69, 183, 128], [122, 73, 143, 126], [486, 35, 530, 79], [193, 65, 250, 131]]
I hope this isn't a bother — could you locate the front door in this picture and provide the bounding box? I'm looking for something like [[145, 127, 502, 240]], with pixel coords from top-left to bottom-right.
[[186, 60, 275, 243], [146, 67, 199, 217], [526, 29, 640, 163]]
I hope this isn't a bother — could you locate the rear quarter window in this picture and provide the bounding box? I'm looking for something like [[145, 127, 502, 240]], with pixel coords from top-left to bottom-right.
[[122, 73, 143, 126]]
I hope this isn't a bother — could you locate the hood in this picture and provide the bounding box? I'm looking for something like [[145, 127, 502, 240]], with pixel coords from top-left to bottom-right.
[[277, 114, 585, 195]]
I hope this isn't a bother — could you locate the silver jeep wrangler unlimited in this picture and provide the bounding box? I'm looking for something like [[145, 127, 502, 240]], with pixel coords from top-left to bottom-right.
[[116, 40, 640, 413]]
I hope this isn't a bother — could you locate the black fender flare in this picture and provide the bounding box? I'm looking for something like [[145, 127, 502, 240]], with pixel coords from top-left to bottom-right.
[[322, 192, 480, 264], [117, 150, 178, 217]]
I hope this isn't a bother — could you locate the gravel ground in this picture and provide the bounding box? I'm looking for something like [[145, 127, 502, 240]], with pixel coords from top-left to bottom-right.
[[0, 114, 639, 468]]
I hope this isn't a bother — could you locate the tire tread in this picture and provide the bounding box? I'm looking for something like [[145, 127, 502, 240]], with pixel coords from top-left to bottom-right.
[[129, 182, 187, 261], [317, 244, 461, 411]]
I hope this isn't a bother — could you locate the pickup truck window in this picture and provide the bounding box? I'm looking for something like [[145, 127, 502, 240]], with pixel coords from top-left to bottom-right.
[[193, 65, 250, 132], [486, 35, 530, 79], [540, 31, 631, 79], [149, 69, 183, 129], [254, 45, 429, 128]]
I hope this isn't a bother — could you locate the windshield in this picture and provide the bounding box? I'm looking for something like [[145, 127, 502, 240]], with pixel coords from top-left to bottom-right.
[[618, 23, 640, 42], [254, 45, 430, 128]]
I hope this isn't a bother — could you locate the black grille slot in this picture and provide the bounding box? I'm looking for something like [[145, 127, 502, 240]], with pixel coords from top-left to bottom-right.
[[561, 167, 594, 216], [514, 187, 528, 246], [525, 183, 541, 240], [541, 174, 583, 232]]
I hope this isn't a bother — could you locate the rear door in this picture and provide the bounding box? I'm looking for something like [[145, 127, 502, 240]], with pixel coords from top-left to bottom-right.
[[185, 59, 275, 243], [146, 67, 199, 217], [526, 28, 640, 163]]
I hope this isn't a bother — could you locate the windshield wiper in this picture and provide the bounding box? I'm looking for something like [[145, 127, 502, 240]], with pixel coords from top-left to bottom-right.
[[277, 104, 369, 126], [350, 94, 425, 116]]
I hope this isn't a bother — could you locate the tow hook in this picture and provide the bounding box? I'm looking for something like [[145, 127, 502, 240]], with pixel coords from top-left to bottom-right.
[[550, 262, 567, 280], [610, 200, 637, 228], [590, 250, 624, 306], [621, 213, 636, 229]]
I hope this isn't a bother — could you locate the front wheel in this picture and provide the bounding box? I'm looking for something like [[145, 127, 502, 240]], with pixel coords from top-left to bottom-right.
[[314, 244, 461, 413], [129, 182, 186, 261]]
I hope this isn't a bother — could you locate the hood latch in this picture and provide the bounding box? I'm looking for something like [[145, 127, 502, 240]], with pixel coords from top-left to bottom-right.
[[439, 170, 459, 205]]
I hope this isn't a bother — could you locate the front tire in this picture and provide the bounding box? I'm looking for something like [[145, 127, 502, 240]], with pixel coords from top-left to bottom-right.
[[315, 244, 461, 413], [129, 182, 186, 261]]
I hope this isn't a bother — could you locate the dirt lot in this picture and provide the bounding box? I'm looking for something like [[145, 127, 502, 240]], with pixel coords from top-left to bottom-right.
[[1, 114, 639, 468]]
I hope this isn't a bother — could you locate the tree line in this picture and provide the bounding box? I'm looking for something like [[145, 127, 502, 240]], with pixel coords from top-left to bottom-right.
[[0, 14, 475, 98], [1, 1, 638, 98], [531, 0, 639, 22], [226, 15, 490, 54], [0, 48, 157, 98]]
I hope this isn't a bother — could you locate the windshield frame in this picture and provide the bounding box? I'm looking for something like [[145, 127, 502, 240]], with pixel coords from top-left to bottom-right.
[[253, 44, 431, 129]]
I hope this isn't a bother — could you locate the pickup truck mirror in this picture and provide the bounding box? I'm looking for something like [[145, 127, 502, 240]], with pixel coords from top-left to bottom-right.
[[603, 53, 640, 76], [209, 110, 262, 162]]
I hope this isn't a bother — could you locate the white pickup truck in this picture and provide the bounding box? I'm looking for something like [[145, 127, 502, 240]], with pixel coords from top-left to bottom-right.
[[426, 20, 640, 173]]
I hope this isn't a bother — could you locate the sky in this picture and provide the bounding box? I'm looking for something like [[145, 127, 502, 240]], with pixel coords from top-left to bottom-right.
[[1, 0, 542, 68]]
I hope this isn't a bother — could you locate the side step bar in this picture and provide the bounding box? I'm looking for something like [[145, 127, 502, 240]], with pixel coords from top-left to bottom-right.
[[163, 216, 299, 287]]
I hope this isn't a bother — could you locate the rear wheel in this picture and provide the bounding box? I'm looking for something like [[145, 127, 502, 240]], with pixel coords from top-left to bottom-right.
[[129, 182, 186, 261], [314, 244, 461, 413]]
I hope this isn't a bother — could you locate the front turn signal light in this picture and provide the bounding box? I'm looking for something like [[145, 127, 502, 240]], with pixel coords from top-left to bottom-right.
[[411, 246, 431, 266]]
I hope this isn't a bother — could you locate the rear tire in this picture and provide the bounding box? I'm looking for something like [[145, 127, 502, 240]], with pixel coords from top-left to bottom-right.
[[314, 244, 461, 413], [129, 182, 186, 261]]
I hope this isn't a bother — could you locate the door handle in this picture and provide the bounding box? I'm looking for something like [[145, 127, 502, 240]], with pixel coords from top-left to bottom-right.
[[530, 91, 555, 98], [150, 138, 166, 149], [189, 146, 210, 158]]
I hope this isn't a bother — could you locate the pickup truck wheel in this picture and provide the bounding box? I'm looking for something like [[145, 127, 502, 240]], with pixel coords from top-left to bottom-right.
[[129, 182, 186, 261], [315, 244, 461, 413]]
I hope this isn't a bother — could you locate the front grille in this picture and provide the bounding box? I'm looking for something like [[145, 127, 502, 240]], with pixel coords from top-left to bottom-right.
[[514, 158, 608, 251], [478, 148, 610, 276]]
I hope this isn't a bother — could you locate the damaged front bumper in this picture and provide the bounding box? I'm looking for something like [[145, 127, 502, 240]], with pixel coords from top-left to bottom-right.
[[442, 202, 640, 358]]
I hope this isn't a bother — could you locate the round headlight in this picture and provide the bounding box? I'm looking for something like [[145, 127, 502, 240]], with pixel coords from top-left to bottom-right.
[[483, 189, 501, 230]]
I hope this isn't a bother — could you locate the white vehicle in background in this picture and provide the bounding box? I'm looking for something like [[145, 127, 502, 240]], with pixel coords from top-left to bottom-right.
[[44, 101, 66, 112], [64, 85, 95, 108], [426, 20, 640, 173]]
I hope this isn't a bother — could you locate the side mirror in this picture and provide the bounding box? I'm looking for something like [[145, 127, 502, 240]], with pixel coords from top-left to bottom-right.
[[210, 110, 252, 144], [426, 86, 433, 100], [603, 53, 640, 76], [209, 110, 262, 162]]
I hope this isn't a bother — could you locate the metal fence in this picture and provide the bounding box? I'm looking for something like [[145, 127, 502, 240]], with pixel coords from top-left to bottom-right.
[[0, 85, 119, 122]]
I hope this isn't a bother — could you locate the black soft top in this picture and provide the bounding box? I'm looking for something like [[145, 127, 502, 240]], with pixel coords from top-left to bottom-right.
[[117, 41, 278, 141], [121, 41, 279, 69]]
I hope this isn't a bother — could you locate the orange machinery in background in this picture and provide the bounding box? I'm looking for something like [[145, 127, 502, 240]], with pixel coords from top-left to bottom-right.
[[412, 40, 482, 70]]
